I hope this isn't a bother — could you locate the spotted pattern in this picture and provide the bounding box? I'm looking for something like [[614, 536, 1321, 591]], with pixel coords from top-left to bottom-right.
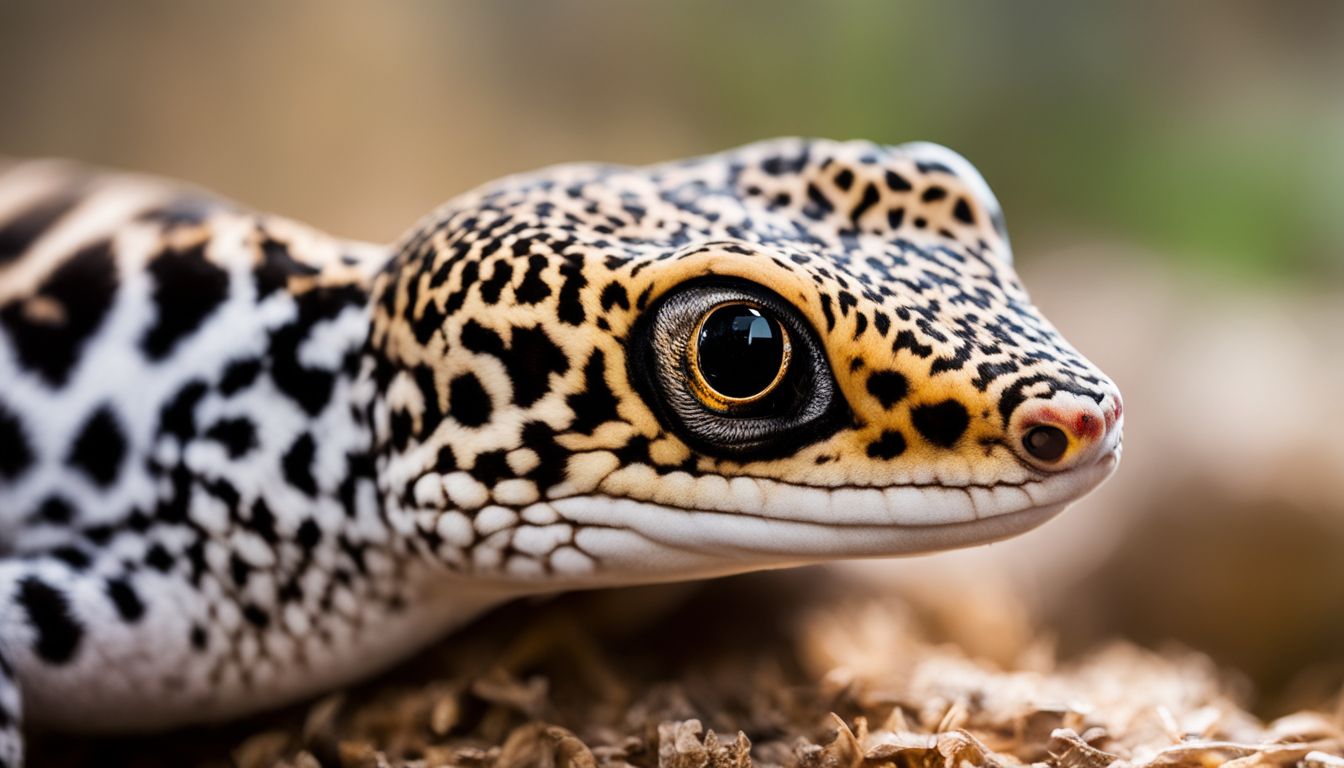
[[0, 140, 1121, 761], [370, 139, 1119, 583]]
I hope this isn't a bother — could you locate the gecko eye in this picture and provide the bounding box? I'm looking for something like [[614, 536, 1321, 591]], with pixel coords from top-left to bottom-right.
[[628, 278, 850, 460], [688, 302, 792, 411]]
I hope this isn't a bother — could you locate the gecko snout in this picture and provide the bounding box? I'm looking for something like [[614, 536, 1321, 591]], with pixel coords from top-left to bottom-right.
[[1011, 391, 1122, 472]]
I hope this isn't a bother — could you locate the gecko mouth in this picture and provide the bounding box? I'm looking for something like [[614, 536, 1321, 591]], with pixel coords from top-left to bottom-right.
[[546, 445, 1121, 580]]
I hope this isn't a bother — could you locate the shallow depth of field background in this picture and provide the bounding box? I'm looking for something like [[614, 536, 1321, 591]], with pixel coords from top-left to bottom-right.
[[2, 1, 1342, 714]]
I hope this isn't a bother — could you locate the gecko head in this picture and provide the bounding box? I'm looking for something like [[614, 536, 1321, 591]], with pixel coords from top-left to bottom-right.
[[369, 138, 1122, 589]]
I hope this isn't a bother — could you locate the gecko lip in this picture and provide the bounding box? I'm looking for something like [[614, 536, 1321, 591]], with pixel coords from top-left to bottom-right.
[[550, 445, 1121, 575]]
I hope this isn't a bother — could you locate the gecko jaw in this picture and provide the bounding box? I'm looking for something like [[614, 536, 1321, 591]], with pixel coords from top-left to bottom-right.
[[530, 445, 1120, 584]]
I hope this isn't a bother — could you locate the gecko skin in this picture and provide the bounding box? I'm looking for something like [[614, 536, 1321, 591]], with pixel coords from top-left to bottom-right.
[[0, 139, 1121, 764]]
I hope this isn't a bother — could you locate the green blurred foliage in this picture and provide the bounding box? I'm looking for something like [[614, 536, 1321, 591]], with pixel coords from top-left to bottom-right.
[[1, 0, 1340, 283]]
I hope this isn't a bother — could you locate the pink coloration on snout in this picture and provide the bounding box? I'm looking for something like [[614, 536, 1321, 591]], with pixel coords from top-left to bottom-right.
[[1011, 391, 1122, 471]]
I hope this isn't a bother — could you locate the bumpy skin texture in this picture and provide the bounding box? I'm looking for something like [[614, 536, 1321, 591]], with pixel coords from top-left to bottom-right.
[[0, 140, 1121, 763]]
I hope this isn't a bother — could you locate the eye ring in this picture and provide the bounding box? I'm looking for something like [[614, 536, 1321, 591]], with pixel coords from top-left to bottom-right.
[[686, 301, 793, 412], [627, 277, 850, 460]]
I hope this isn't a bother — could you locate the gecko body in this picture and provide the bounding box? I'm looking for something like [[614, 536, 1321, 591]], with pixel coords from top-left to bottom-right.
[[0, 140, 1122, 764]]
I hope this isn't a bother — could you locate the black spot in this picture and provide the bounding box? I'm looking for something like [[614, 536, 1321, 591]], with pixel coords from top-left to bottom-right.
[[18, 577, 82, 664], [145, 544, 175, 572], [479, 260, 514, 304], [105, 578, 145, 622], [884, 170, 913, 192], [921, 186, 947, 202], [504, 326, 570, 407], [916, 160, 955, 175], [873, 312, 891, 337], [819, 294, 836, 332], [159, 380, 208, 440], [866, 370, 909, 410], [337, 535, 367, 575], [443, 259, 480, 316], [242, 603, 269, 628], [82, 524, 115, 545], [911, 400, 970, 448], [834, 168, 855, 191], [254, 236, 319, 298], [0, 403, 33, 480], [189, 624, 208, 650], [282, 433, 318, 496], [567, 350, 619, 435], [519, 420, 567, 490], [248, 499, 279, 545], [342, 349, 362, 378], [448, 373, 492, 428], [849, 182, 880, 228], [556, 255, 588, 325], [471, 450, 511, 486], [0, 238, 118, 386], [886, 207, 905, 229], [296, 518, 322, 551], [266, 285, 364, 417], [141, 242, 230, 360], [126, 508, 152, 532], [184, 540, 207, 587], [35, 496, 75, 525], [515, 255, 552, 304], [0, 186, 83, 265], [635, 284, 654, 310], [460, 320, 504, 355], [436, 445, 457, 471], [389, 409, 414, 451], [761, 153, 808, 176], [837, 290, 858, 317], [277, 577, 304, 604], [66, 406, 127, 487], [205, 417, 257, 458], [412, 364, 443, 438], [202, 477, 240, 508], [914, 217, 927, 229], [599, 282, 630, 312], [219, 358, 262, 395], [804, 183, 834, 220], [411, 297, 446, 345], [229, 554, 252, 588], [972, 360, 1019, 391], [461, 323, 568, 409], [50, 546, 90, 569], [953, 197, 976, 225], [866, 430, 907, 460]]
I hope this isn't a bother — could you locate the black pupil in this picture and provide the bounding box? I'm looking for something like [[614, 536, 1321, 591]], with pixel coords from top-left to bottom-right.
[[1024, 425, 1068, 461], [696, 304, 785, 399]]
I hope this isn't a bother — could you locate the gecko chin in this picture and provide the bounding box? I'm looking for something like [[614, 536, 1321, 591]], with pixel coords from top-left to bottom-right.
[[536, 443, 1120, 587]]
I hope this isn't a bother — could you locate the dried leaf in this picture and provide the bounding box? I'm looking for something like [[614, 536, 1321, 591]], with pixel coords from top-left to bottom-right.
[[659, 719, 710, 768], [1049, 728, 1119, 768]]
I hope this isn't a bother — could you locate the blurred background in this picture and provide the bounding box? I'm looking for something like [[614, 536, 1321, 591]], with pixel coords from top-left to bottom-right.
[[2, 0, 1342, 718]]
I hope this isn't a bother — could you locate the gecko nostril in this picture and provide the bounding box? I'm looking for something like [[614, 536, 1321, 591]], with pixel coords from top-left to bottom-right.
[[1023, 425, 1068, 462]]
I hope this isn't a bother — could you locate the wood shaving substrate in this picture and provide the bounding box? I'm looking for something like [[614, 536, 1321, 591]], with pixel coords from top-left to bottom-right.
[[224, 597, 1344, 768]]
